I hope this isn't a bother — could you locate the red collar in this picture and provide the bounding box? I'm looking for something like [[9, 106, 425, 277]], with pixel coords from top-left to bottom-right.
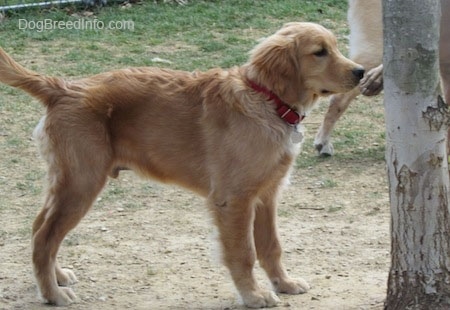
[[247, 79, 304, 126]]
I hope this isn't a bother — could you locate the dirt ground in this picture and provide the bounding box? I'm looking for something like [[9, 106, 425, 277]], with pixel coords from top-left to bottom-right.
[[0, 95, 390, 310]]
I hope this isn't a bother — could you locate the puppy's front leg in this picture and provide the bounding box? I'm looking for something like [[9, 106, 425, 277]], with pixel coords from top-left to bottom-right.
[[208, 194, 280, 308], [254, 196, 310, 295]]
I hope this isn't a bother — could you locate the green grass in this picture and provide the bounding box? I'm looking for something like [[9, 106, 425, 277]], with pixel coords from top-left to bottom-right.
[[296, 95, 386, 172], [0, 0, 348, 74], [320, 178, 338, 188]]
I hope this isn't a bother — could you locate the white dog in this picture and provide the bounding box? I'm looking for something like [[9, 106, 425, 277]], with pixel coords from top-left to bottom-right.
[[314, 0, 450, 156]]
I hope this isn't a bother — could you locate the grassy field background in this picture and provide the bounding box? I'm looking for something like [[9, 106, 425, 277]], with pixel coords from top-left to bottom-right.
[[1, 0, 347, 72]]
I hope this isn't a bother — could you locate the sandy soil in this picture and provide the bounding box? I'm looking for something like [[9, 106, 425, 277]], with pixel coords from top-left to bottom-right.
[[0, 97, 390, 310]]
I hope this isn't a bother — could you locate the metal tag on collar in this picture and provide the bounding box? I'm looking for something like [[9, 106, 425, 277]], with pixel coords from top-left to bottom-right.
[[291, 125, 304, 144]]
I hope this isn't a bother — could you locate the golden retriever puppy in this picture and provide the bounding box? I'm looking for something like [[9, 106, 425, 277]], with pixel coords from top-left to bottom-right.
[[314, 0, 450, 156], [0, 22, 363, 308]]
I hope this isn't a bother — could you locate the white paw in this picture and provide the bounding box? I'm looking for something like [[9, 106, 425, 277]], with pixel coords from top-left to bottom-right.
[[314, 140, 334, 156], [273, 277, 310, 294], [43, 287, 77, 306], [57, 268, 78, 286], [242, 289, 280, 308]]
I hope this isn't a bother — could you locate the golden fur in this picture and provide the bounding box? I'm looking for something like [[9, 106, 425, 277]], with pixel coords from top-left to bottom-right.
[[0, 22, 363, 308]]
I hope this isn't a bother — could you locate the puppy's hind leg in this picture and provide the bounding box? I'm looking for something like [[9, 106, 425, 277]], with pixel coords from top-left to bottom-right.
[[32, 202, 78, 289], [32, 167, 108, 306], [31, 120, 112, 306]]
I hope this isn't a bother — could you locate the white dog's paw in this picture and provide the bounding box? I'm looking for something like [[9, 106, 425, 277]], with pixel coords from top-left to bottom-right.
[[242, 289, 280, 308], [273, 277, 310, 295], [59, 287, 77, 304], [359, 64, 383, 97], [43, 286, 77, 306], [56, 268, 78, 286], [314, 140, 334, 156]]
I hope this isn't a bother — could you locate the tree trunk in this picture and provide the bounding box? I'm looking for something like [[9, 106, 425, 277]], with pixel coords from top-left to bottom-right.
[[383, 0, 450, 309]]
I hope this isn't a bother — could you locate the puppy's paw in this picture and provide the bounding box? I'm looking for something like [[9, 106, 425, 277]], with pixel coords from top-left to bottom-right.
[[273, 276, 310, 295], [43, 287, 77, 306], [242, 289, 280, 308], [56, 268, 78, 286], [59, 287, 77, 304]]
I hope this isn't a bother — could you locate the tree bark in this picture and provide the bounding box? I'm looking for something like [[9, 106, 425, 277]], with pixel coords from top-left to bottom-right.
[[383, 0, 450, 309]]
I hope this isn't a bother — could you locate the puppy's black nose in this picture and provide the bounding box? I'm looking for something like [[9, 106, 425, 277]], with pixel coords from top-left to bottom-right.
[[352, 67, 365, 80]]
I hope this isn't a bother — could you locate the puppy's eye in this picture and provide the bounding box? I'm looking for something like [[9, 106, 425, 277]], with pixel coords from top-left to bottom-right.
[[313, 48, 328, 57]]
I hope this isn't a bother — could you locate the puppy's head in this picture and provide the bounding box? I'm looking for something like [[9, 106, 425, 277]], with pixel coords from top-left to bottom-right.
[[248, 22, 364, 111]]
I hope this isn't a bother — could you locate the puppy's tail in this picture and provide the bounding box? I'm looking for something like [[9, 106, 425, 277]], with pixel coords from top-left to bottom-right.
[[0, 47, 67, 106]]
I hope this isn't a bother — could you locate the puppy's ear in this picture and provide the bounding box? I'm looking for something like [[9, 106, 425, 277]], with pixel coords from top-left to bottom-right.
[[248, 35, 302, 104]]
